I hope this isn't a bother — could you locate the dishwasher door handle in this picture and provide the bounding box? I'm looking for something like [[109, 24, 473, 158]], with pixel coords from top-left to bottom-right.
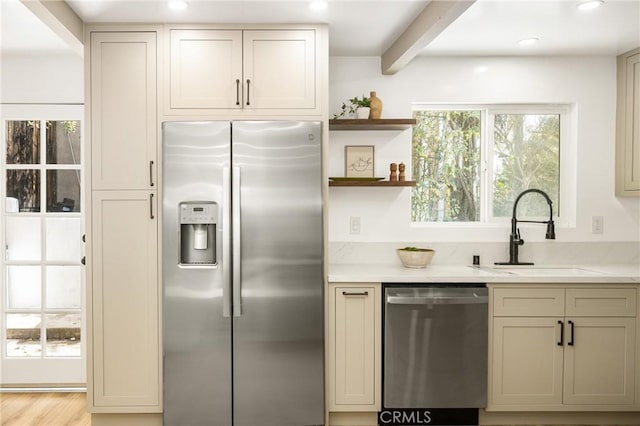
[[386, 295, 488, 305]]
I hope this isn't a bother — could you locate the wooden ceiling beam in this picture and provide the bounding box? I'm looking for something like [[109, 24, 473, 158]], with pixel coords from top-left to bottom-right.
[[381, 0, 476, 75], [20, 0, 84, 56]]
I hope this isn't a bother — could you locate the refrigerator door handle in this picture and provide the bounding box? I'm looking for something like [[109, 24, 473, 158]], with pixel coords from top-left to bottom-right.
[[232, 166, 242, 317], [222, 166, 231, 317]]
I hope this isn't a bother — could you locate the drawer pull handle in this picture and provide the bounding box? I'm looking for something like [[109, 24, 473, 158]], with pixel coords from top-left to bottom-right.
[[235, 79, 240, 106], [342, 291, 368, 296], [568, 320, 575, 346], [150, 193, 155, 219], [149, 161, 154, 187], [557, 320, 564, 346], [246, 79, 251, 106]]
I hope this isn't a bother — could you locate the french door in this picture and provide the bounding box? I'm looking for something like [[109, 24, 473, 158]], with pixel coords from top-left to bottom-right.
[[0, 104, 85, 386]]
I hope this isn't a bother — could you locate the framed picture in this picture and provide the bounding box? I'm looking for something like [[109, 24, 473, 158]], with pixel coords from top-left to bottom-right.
[[345, 145, 375, 178]]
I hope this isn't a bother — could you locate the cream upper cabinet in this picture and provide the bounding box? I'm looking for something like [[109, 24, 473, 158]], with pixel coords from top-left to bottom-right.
[[90, 191, 159, 410], [90, 32, 157, 190], [489, 286, 638, 411], [243, 30, 315, 109], [328, 283, 381, 412], [616, 47, 640, 196], [169, 29, 243, 109], [166, 27, 317, 114]]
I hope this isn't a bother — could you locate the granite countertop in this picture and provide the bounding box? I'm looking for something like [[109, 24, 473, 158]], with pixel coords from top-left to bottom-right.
[[328, 263, 640, 284]]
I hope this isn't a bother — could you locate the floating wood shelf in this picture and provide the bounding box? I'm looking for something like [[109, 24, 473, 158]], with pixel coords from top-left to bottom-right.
[[329, 180, 416, 187], [328, 118, 416, 131]]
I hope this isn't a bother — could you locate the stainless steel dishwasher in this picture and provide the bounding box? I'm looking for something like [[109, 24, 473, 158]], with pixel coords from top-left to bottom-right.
[[383, 284, 488, 409]]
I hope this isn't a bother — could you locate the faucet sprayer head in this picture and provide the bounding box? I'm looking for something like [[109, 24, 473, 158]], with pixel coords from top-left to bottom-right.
[[546, 221, 556, 239]]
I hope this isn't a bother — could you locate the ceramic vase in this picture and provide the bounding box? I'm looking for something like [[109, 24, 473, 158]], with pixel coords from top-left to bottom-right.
[[369, 91, 382, 119], [356, 107, 370, 119]]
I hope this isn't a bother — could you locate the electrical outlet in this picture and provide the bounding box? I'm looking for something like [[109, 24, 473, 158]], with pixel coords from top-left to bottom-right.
[[349, 216, 361, 235], [592, 216, 604, 234]]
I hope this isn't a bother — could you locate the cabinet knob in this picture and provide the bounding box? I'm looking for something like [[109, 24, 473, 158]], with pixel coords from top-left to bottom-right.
[[81, 256, 86, 265]]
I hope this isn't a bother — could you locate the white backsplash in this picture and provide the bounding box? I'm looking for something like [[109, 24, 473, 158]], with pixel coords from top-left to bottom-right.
[[329, 241, 640, 266]]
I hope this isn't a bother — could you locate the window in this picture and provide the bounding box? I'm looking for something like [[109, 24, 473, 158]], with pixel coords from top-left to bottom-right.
[[412, 105, 566, 223]]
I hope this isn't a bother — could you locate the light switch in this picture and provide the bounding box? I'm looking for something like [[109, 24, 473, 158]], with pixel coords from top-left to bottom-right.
[[592, 216, 604, 234], [350, 216, 361, 235]]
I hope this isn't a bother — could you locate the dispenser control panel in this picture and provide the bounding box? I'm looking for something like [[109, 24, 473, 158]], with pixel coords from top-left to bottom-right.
[[180, 203, 217, 225], [179, 201, 218, 266]]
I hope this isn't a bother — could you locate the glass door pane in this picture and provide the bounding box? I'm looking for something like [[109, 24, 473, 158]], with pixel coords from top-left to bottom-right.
[[6, 170, 41, 212], [6, 266, 41, 309], [6, 314, 41, 357], [45, 313, 81, 357], [6, 121, 40, 164]]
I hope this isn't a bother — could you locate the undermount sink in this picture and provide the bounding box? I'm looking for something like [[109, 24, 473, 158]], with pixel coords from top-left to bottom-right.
[[471, 265, 605, 276]]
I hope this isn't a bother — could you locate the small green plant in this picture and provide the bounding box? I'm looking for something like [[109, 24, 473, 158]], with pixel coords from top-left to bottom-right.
[[399, 246, 432, 252], [333, 94, 371, 119]]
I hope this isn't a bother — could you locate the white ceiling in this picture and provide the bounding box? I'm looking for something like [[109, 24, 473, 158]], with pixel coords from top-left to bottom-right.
[[1, 0, 639, 57], [425, 0, 640, 56], [0, 0, 72, 53]]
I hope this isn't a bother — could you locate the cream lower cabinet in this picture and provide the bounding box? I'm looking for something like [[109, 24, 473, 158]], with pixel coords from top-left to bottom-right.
[[328, 283, 381, 412], [563, 317, 636, 405], [489, 285, 638, 411], [90, 191, 159, 411], [492, 316, 564, 406], [167, 27, 318, 114]]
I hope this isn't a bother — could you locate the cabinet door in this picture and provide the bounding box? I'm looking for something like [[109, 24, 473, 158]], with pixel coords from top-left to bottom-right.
[[169, 29, 242, 109], [90, 32, 157, 190], [243, 30, 316, 109], [623, 52, 640, 192], [91, 191, 159, 408], [563, 317, 636, 405], [491, 317, 564, 406], [329, 284, 380, 410]]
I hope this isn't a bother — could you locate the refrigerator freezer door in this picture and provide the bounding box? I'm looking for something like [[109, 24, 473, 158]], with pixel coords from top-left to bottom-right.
[[232, 121, 324, 426], [163, 121, 232, 426]]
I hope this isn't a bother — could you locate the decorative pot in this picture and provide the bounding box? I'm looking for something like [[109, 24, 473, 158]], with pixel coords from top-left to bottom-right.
[[356, 107, 370, 119], [369, 91, 382, 119], [396, 248, 435, 269]]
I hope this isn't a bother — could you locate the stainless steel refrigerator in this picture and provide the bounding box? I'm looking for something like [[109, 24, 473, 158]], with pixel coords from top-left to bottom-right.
[[162, 121, 324, 426]]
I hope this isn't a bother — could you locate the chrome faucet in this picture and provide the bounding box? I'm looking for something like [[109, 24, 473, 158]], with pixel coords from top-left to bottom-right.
[[495, 188, 556, 266]]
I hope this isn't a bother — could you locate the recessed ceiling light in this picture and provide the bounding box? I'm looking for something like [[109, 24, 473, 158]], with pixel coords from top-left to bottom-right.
[[474, 65, 489, 73], [518, 37, 539, 47], [309, 1, 328, 11], [577, 0, 604, 11], [168, 0, 188, 10]]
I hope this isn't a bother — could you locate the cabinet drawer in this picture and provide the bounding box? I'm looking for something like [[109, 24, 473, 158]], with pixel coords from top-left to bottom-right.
[[566, 288, 637, 317], [493, 288, 565, 317]]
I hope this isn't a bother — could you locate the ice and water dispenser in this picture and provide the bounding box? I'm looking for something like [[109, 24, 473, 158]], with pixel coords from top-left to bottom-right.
[[179, 202, 218, 266]]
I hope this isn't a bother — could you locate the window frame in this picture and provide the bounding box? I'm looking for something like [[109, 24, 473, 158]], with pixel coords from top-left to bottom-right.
[[411, 103, 576, 228]]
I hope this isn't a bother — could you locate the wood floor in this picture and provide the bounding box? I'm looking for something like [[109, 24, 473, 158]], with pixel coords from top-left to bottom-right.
[[0, 392, 90, 426]]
